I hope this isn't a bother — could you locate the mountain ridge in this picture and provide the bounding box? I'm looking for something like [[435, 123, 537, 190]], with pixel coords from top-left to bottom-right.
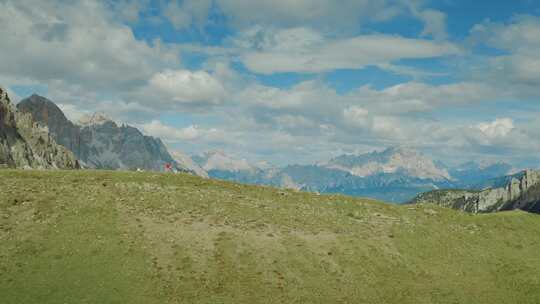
[[192, 147, 526, 203], [193, 149, 464, 202], [10, 93, 528, 203], [16, 94, 203, 175]]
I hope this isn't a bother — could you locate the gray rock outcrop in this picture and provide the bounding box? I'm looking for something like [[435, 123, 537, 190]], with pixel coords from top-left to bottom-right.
[[0, 87, 79, 169], [410, 170, 540, 213]]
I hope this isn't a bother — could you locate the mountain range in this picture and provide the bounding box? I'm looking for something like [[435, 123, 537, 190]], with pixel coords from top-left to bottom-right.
[[16, 94, 205, 175], [4, 90, 532, 206], [192, 148, 520, 203]]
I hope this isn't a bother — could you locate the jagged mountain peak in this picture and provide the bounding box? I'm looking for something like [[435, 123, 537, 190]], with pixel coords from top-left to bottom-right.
[[17, 94, 71, 127], [325, 146, 450, 181], [21, 94, 62, 112]]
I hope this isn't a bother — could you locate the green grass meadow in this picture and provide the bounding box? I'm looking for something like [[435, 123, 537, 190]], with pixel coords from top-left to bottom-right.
[[1, 170, 539, 303]]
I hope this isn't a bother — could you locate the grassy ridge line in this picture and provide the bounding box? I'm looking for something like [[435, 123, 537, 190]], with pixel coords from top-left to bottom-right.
[[1, 169, 540, 303]]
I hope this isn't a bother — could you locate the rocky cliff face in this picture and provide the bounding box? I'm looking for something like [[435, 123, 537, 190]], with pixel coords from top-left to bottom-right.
[[16, 94, 203, 175], [0, 87, 79, 169], [410, 170, 540, 213], [17, 94, 82, 155]]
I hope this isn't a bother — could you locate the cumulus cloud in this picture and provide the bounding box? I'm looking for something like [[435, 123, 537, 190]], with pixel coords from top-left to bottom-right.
[[163, 0, 446, 40], [2, 0, 539, 167], [419, 117, 538, 159], [470, 16, 540, 51], [470, 15, 540, 86], [476, 118, 515, 139], [56, 103, 90, 122], [238, 80, 334, 110], [342, 107, 405, 140], [146, 69, 226, 104], [139, 120, 224, 143], [343, 106, 370, 128], [354, 82, 503, 114], [0, 0, 226, 124], [0, 0, 180, 91], [224, 71, 540, 164], [234, 27, 461, 74]]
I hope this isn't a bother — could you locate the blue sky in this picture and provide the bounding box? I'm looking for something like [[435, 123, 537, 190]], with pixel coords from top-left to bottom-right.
[[1, 0, 540, 168]]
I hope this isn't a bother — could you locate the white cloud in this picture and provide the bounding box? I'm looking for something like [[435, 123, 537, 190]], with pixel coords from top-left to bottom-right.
[[2, 0, 538, 167], [215, 0, 397, 30], [164, 0, 212, 30], [235, 27, 461, 74], [490, 54, 540, 85], [413, 8, 448, 41], [342, 106, 404, 139], [376, 63, 448, 79], [223, 74, 540, 164], [238, 80, 334, 110], [350, 82, 505, 116], [146, 69, 226, 104], [471, 16, 540, 51], [470, 16, 540, 86], [140, 120, 224, 142], [161, 0, 448, 45], [56, 103, 90, 122], [476, 118, 515, 139], [107, 0, 147, 23], [235, 77, 509, 141], [343, 106, 370, 128], [371, 116, 405, 139], [0, 0, 179, 91], [421, 117, 539, 158]]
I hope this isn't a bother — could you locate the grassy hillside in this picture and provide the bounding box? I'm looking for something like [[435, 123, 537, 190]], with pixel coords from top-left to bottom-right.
[[1, 170, 540, 303]]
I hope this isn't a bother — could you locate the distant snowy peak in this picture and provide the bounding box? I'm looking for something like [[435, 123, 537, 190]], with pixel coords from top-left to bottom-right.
[[194, 151, 255, 172], [78, 112, 114, 127], [325, 147, 451, 181]]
